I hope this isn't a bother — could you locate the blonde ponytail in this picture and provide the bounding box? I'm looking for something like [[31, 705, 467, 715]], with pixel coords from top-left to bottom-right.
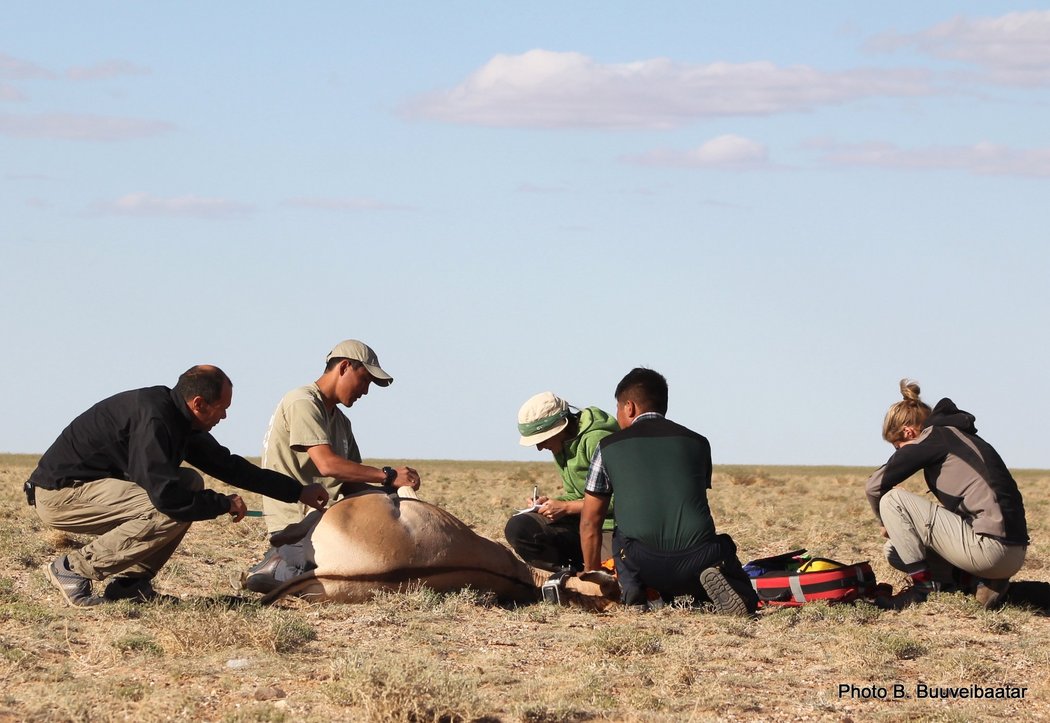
[[882, 378, 932, 444]]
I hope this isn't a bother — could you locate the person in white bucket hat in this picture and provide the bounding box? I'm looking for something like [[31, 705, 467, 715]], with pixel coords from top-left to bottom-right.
[[504, 391, 618, 572]]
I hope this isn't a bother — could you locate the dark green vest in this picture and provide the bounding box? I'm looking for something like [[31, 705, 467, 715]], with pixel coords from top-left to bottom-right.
[[600, 415, 715, 551]]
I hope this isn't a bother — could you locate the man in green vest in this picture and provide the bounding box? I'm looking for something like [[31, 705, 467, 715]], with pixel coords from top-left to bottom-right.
[[505, 391, 618, 571], [580, 368, 756, 615]]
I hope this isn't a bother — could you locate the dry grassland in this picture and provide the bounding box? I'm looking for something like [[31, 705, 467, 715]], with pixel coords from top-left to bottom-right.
[[1, 454, 1049, 722]]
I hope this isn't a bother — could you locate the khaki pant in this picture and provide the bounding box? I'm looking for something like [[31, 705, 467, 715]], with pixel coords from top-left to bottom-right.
[[880, 488, 1026, 581], [34, 469, 204, 581]]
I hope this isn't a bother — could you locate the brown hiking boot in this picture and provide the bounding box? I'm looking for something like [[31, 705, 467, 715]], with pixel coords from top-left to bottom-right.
[[975, 578, 1010, 610], [44, 556, 104, 608]]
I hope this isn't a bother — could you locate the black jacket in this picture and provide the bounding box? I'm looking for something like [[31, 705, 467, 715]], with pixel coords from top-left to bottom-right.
[[866, 398, 1028, 544], [29, 386, 303, 521]]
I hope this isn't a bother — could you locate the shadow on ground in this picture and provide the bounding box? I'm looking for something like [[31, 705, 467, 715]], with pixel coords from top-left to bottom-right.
[[1006, 580, 1050, 614]]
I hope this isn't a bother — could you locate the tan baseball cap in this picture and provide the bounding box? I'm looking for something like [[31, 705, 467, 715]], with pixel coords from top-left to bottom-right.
[[517, 391, 570, 446], [325, 340, 393, 387]]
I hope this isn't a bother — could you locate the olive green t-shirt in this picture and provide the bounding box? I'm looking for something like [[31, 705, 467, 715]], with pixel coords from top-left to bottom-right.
[[261, 383, 361, 533]]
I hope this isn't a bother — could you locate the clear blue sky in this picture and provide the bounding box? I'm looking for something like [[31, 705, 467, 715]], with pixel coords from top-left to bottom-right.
[[3, 3, 1048, 468]]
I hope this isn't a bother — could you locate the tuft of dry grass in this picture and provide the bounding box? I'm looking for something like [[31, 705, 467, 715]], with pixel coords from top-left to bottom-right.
[[1, 455, 1049, 721]]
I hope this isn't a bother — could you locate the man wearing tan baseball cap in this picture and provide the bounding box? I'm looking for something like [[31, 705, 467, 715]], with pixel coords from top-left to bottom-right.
[[244, 339, 420, 593]]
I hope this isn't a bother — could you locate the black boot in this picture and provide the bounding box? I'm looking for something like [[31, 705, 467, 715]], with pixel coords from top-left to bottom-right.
[[103, 576, 179, 603]]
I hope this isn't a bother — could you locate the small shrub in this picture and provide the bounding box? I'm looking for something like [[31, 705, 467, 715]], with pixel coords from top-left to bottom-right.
[[713, 615, 757, 639], [327, 650, 487, 722], [370, 585, 496, 620], [114, 681, 147, 701], [0, 637, 29, 664], [271, 616, 317, 653], [592, 626, 663, 656], [371, 585, 445, 613], [221, 706, 291, 723], [520, 706, 590, 722], [879, 633, 927, 660], [984, 616, 1014, 635], [0, 599, 59, 625], [113, 632, 163, 656], [724, 470, 764, 486], [788, 600, 883, 626], [513, 603, 561, 624]]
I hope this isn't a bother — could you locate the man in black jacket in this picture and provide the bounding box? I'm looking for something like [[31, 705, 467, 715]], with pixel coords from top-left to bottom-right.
[[28, 365, 329, 607]]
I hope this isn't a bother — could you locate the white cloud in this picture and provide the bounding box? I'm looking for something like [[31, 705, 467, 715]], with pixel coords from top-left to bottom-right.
[[1, 53, 150, 105], [869, 11, 1050, 86], [67, 60, 151, 81], [98, 193, 254, 218], [406, 49, 931, 129], [0, 53, 54, 80], [626, 134, 772, 169], [285, 197, 414, 212], [0, 83, 25, 101], [0, 113, 174, 140], [811, 139, 1050, 177]]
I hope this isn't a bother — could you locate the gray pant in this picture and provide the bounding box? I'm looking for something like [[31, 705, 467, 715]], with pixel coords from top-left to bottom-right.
[[880, 488, 1026, 581], [34, 469, 204, 581]]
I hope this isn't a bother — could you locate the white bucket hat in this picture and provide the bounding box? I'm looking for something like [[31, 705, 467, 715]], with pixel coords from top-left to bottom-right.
[[517, 391, 571, 446]]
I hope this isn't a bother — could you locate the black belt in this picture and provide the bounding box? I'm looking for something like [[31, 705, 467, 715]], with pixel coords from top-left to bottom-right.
[[23, 478, 99, 506]]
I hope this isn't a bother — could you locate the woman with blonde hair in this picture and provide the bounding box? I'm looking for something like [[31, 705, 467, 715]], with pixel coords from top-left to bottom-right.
[[866, 379, 1028, 609]]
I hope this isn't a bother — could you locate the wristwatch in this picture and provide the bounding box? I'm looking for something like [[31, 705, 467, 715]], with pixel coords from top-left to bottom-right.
[[381, 466, 398, 486]]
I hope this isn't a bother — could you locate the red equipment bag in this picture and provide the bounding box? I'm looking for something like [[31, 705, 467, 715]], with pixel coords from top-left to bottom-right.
[[744, 549, 877, 607]]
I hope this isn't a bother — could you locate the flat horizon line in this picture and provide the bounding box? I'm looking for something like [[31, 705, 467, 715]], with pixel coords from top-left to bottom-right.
[[3, 452, 1047, 476]]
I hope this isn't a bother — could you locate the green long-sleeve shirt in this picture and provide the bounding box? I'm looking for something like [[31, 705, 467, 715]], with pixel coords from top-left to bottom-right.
[[552, 407, 618, 531]]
